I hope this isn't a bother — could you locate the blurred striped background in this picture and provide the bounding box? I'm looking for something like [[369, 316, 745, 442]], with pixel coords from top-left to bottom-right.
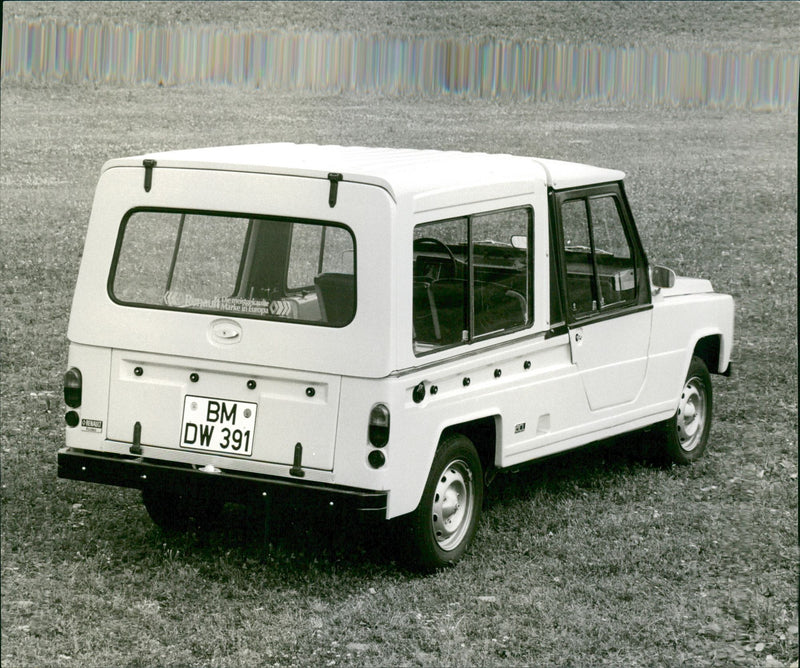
[[2, 16, 797, 110]]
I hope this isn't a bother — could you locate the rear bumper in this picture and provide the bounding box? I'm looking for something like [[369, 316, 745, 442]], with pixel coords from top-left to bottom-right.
[[57, 448, 387, 518]]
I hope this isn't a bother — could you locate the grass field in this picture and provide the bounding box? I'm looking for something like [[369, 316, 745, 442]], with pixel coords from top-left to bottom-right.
[[1, 3, 798, 667]]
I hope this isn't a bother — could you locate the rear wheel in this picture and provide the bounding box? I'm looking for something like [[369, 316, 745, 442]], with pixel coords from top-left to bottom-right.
[[407, 434, 484, 570], [661, 356, 713, 464]]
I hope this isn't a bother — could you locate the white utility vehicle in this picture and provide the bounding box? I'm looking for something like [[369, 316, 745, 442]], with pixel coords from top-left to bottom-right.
[[59, 144, 734, 569]]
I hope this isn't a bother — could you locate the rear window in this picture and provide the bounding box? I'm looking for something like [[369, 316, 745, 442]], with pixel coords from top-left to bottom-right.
[[110, 209, 356, 326]]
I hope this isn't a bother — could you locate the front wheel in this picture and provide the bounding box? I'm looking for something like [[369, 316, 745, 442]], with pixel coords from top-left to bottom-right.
[[660, 356, 713, 464], [407, 434, 484, 570]]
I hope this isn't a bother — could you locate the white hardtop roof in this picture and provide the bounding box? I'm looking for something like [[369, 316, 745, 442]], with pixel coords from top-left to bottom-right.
[[104, 143, 625, 205]]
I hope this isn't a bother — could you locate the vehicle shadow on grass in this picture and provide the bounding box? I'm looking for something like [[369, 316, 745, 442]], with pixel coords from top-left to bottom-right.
[[485, 429, 670, 507], [151, 493, 410, 575], [148, 432, 669, 574]]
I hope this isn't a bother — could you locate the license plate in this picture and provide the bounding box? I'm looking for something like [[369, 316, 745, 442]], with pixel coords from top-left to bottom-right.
[[180, 395, 257, 456]]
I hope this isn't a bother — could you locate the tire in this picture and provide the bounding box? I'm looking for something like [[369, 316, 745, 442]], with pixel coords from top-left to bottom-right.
[[142, 484, 223, 533], [661, 356, 713, 465], [407, 434, 484, 570]]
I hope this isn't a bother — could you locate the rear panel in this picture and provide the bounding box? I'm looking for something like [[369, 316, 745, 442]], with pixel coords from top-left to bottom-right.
[[66, 165, 396, 486], [105, 350, 341, 471]]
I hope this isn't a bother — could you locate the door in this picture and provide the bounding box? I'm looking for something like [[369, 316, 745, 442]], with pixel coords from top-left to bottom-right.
[[105, 207, 358, 470], [554, 184, 652, 411]]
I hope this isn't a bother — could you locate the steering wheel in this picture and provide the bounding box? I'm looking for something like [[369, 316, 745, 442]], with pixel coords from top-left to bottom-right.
[[414, 237, 458, 277]]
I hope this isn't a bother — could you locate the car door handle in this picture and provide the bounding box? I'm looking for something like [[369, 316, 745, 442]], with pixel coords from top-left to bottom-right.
[[210, 319, 243, 344]]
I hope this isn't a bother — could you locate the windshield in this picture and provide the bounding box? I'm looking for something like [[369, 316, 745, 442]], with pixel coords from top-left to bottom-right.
[[110, 209, 356, 326]]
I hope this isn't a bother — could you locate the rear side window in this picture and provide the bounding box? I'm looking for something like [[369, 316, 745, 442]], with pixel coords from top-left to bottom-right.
[[110, 209, 356, 326], [413, 206, 532, 355]]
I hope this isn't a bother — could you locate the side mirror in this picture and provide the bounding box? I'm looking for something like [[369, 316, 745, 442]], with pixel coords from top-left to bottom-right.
[[651, 265, 676, 289]]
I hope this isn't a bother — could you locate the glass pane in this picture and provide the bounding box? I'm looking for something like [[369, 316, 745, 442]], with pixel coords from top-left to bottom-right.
[[561, 199, 597, 316], [589, 196, 636, 306], [413, 218, 468, 352], [168, 214, 248, 301], [113, 211, 180, 304], [287, 224, 323, 289], [590, 197, 630, 258], [472, 209, 530, 336], [320, 227, 355, 275], [111, 211, 355, 326], [287, 225, 354, 289], [561, 199, 592, 251]]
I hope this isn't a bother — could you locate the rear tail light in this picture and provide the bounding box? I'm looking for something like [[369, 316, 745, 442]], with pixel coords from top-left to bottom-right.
[[368, 404, 390, 447], [64, 367, 82, 408]]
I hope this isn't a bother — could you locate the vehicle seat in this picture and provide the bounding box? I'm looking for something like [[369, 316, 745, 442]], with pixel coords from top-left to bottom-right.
[[474, 281, 527, 335], [314, 273, 355, 326], [428, 279, 468, 345], [413, 279, 440, 343]]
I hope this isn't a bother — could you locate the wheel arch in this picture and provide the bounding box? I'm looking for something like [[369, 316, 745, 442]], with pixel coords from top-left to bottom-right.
[[692, 334, 723, 374], [440, 414, 498, 476]]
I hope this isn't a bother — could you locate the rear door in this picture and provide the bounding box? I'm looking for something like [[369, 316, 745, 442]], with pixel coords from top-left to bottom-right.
[[104, 207, 356, 471], [552, 183, 652, 410]]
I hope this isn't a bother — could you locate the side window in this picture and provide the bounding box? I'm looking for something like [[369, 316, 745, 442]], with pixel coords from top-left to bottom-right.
[[472, 209, 530, 337], [561, 199, 596, 316], [562, 199, 592, 251], [591, 197, 631, 259], [559, 192, 637, 319], [413, 207, 532, 354], [589, 196, 636, 307], [413, 218, 469, 349]]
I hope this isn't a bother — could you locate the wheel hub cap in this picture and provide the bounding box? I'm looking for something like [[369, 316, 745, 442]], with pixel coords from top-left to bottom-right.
[[432, 460, 474, 551], [676, 377, 706, 452]]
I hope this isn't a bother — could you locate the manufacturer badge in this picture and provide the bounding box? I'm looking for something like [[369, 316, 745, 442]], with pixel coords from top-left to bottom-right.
[[81, 418, 103, 433]]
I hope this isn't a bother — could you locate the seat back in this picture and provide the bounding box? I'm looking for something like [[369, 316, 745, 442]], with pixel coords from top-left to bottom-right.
[[428, 279, 468, 345], [314, 273, 355, 326], [413, 279, 440, 343]]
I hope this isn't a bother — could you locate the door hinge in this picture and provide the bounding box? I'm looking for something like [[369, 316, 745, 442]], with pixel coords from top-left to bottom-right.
[[327, 172, 343, 207], [143, 159, 157, 192]]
